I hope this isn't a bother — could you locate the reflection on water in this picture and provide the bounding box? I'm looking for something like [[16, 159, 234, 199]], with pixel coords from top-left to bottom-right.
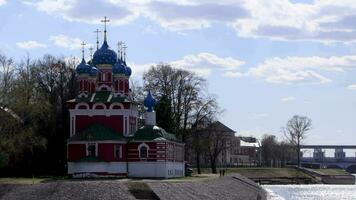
[[264, 179, 356, 200]]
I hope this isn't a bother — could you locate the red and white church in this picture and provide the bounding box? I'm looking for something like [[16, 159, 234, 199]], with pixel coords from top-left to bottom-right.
[[66, 18, 185, 178]]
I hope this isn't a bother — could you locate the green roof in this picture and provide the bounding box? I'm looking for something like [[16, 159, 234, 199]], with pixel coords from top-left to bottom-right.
[[75, 156, 105, 162], [130, 125, 178, 142], [69, 124, 125, 142], [75, 91, 130, 103]]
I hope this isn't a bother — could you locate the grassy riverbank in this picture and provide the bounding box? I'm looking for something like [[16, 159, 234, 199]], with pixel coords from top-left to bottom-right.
[[0, 176, 68, 185], [193, 167, 310, 178], [311, 168, 350, 175], [193, 167, 316, 184]]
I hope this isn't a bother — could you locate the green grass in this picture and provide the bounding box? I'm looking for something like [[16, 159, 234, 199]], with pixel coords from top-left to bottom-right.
[[193, 167, 311, 178], [312, 168, 350, 175], [226, 168, 310, 178], [0, 176, 68, 185], [0, 177, 46, 184]]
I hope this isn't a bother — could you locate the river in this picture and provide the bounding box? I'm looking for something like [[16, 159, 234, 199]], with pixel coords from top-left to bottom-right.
[[264, 175, 356, 200]]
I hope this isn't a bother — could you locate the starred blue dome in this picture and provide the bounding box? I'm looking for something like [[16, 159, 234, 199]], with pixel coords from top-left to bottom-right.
[[89, 65, 99, 77], [92, 41, 117, 66], [144, 91, 156, 112], [76, 58, 91, 74], [125, 65, 132, 77], [112, 59, 126, 74]]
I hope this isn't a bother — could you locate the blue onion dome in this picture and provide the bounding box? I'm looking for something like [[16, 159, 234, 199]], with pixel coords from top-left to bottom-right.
[[125, 65, 132, 77], [76, 58, 91, 74], [112, 60, 127, 74], [89, 65, 99, 77], [144, 91, 156, 112], [92, 41, 117, 66]]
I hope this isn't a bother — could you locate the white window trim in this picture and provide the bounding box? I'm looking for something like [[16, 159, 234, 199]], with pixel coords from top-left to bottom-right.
[[92, 103, 107, 109], [75, 103, 90, 110], [138, 143, 149, 159], [98, 84, 111, 91], [114, 144, 122, 159], [109, 103, 124, 109], [86, 143, 98, 157]]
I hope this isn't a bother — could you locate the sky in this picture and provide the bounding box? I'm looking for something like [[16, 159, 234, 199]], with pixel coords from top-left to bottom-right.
[[1, 0, 356, 145]]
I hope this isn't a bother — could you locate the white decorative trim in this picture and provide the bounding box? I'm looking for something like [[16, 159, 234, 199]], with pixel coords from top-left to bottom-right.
[[90, 93, 96, 102], [75, 103, 90, 110], [78, 92, 88, 98], [92, 103, 107, 110], [86, 143, 98, 157], [68, 141, 126, 144], [70, 109, 138, 117], [138, 143, 149, 159], [98, 84, 111, 91], [109, 103, 124, 109]]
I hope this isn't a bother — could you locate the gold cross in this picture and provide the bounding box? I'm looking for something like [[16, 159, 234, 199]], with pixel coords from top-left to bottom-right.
[[81, 41, 86, 59], [101, 16, 110, 41], [89, 46, 94, 59], [94, 29, 101, 49]]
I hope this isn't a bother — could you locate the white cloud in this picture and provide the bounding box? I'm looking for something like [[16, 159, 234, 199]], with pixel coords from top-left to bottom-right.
[[281, 96, 295, 102], [171, 52, 245, 73], [248, 55, 356, 84], [24, 0, 139, 25], [347, 84, 356, 90], [0, 0, 6, 6], [16, 41, 47, 49], [131, 52, 245, 77], [49, 34, 83, 50], [24, 0, 356, 43]]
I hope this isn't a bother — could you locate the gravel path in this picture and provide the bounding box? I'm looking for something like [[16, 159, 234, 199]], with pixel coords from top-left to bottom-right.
[[148, 174, 267, 200], [0, 180, 135, 200]]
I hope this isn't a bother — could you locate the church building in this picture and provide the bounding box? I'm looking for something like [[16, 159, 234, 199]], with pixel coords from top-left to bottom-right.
[[66, 17, 185, 178]]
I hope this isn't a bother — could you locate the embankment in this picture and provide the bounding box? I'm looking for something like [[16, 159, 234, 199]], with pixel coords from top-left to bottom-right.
[[299, 167, 355, 185]]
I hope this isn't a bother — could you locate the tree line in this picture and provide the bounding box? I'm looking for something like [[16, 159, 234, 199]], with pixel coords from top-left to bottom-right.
[[0, 53, 77, 176]]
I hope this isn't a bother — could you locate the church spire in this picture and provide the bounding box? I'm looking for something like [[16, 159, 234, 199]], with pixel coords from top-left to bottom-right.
[[81, 41, 86, 60], [89, 46, 94, 60], [94, 29, 101, 50], [101, 16, 110, 42], [117, 41, 123, 61], [123, 43, 127, 62]]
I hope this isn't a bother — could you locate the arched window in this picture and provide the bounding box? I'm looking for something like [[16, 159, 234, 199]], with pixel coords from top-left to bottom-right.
[[93, 103, 107, 110], [75, 103, 89, 110], [139, 146, 148, 159]]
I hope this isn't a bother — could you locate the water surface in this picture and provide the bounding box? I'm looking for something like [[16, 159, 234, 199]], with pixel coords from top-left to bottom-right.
[[265, 176, 356, 200], [265, 184, 356, 200]]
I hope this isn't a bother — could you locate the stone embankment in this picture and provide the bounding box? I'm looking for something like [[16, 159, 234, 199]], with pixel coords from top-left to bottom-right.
[[0, 174, 267, 200], [299, 167, 356, 185], [149, 174, 266, 200]]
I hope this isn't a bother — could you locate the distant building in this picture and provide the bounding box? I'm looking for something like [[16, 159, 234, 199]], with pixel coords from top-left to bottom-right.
[[66, 17, 184, 178], [233, 137, 259, 166], [186, 121, 259, 167]]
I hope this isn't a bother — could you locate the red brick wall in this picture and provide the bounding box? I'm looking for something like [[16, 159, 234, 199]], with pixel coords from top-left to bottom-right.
[[98, 143, 126, 162], [68, 144, 86, 161], [76, 115, 123, 134]]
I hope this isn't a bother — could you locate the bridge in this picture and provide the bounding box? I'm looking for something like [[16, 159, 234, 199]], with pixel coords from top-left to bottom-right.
[[300, 145, 356, 173]]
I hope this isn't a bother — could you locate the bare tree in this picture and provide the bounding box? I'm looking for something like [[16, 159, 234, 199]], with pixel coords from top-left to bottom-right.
[[205, 123, 230, 174], [188, 96, 219, 174], [143, 64, 205, 141], [283, 115, 312, 167]]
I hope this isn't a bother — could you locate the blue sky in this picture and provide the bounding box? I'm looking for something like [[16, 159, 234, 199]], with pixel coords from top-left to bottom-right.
[[1, 0, 356, 145]]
